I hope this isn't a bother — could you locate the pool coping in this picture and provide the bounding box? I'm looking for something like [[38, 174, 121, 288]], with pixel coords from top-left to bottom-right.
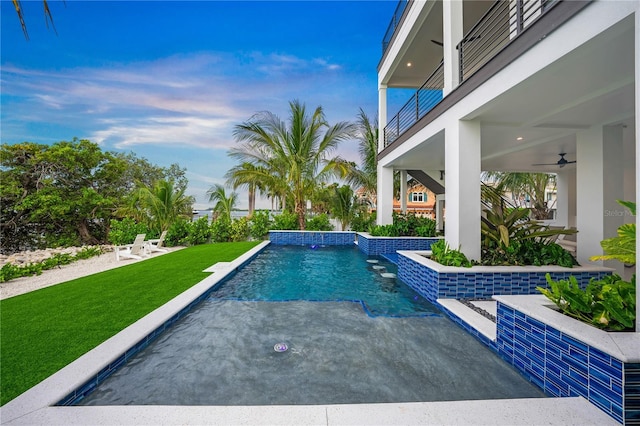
[[0, 241, 619, 425]]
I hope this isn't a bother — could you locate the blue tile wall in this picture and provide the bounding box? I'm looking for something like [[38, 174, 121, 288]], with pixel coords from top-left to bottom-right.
[[495, 301, 633, 424], [269, 231, 355, 246], [355, 234, 440, 255], [397, 251, 610, 302]]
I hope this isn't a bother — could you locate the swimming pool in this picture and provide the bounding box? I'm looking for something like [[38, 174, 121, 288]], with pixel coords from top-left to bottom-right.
[[77, 244, 545, 406], [210, 245, 438, 317]]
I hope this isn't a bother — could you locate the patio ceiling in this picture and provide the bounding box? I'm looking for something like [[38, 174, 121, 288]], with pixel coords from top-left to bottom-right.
[[386, 9, 635, 175]]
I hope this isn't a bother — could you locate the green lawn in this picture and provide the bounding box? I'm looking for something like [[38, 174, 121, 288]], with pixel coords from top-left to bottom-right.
[[0, 241, 260, 406]]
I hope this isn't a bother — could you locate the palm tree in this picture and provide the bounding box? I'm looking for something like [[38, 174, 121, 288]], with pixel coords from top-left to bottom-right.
[[482, 172, 556, 220], [230, 100, 356, 229], [330, 185, 360, 231], [225, 162, 263, 217], [207, 184, 238, 222], [135, 179, 193, 232], [347, 109, 378, 207], [12, 0, 57, 40]]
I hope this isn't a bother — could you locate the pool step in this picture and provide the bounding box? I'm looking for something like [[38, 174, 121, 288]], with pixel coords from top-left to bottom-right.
[[438, 299, 497, 341]]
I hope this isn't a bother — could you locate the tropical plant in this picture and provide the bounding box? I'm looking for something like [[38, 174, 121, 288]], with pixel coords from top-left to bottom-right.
[[480, 195, 577, 266], [330, 185, 360, 231], [368, 212, 437, 237], [230, 217, 251, 242], [187, 216, 211, 245], [350, 209, 375, 233], [590, 200, 636, 265], [165, 218, 191, 247], [346, 109, 378, 207], [538, 274, 635, 331], [225, 162, 266, 217], [206, 184, 238, 223], [271, 211, 299, 230], [230, 100, 356, 230], [482, 172, 556, 220], [12, 0, 57, 40], [107, 218, 150, 246], [249, 210, 271, 240], [210, 217, 232, 242], [306, 214, 333, 231], [133, 179, 193, 233], [429, 240, 472, 267]]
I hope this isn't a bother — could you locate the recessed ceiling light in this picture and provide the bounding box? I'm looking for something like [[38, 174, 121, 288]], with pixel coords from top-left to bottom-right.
[[516, 136, 524, 141], [407, 62, 412, 67]]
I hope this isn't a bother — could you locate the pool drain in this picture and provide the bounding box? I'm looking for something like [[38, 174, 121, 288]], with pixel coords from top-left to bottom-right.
[[274, 343, 288, 352]]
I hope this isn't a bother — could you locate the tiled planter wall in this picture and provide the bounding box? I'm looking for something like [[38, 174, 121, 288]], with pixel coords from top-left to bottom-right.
[[356, 233, 441, 255], [269, 231, 355, 246], [496, 302, 639, 425], [397, 252, 612, 304]]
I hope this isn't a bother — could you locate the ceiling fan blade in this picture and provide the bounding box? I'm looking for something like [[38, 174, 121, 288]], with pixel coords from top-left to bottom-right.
[[531, 162, 559, 166], [430, 39, 443, 46]]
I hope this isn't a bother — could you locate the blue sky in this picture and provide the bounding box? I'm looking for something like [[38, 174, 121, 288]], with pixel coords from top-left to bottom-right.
[[1, 0, 401, 209]]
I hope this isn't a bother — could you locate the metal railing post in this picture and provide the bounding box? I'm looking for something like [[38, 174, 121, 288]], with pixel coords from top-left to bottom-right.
[[516, 0, 524, 35]]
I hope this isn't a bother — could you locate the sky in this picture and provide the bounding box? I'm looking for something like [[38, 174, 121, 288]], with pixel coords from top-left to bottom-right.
[[1, 0, 406, 210]]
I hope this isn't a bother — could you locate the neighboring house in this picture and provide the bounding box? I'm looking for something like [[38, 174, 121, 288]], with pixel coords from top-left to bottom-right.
[[393, 183, 437, 217], [376, 0, 638, 275], [356, 183, 437, 217]]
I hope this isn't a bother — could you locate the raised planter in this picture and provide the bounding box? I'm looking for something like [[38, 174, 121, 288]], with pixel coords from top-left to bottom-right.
[[494, 294, 640, 425], [356, 232, 441, 256], [268, 230, 355, 246], [397, 250, 613, 304]]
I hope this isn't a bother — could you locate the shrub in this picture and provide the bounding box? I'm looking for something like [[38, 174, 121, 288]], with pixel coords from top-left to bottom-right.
[[249, 210, 271, 240], [369, 224, 399, 237], [306, 214, 333, 231], [188, 216, 211, 245], [0, 247, 103, 283], [165, 218, 191, 247], [429, 240, 472, 267], [368, 213, 436, 237], [538, 274, 636, 331], [350, 210, 375, 232], [210, 217, 232, 242], [108, 218, 149, 246], [271, 211, 299, 230], [230, 218, 250, 242]]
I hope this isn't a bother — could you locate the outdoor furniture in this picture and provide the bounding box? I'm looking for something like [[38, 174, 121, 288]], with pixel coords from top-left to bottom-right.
[[146, 231, 168, 254], [115, 234, 148, 261]]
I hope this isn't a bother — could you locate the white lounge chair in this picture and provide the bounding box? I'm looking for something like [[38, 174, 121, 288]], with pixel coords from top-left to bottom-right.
[[115, 234, 148, 261], [146, 231, 168, 253]]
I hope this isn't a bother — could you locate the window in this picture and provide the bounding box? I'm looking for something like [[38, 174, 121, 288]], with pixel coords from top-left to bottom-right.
[[410, 192, 426, 203]]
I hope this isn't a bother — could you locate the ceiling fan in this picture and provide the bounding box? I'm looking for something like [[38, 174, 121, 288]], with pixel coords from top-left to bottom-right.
[[532, 153, 577, 168]]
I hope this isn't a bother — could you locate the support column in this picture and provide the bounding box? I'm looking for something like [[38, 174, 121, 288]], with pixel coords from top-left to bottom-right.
[[378, 84, 388, 153], [603, 125, 625, 272], [400, 170, 408, 213], [576, 127, 606, 266], [436, 194, 446, 233], [444, 119, 481, 260], [377, 165, 394, 225], [443, 0, 463, 95], [555, 169, 571, 227]]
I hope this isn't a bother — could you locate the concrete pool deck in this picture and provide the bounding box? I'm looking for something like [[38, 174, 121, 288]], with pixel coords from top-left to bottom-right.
[[0, 242, 618, 424], [0, 397, 617, 425]]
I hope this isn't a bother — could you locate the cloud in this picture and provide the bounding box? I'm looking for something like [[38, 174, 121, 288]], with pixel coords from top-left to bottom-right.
[[2, 51, 353, 152]]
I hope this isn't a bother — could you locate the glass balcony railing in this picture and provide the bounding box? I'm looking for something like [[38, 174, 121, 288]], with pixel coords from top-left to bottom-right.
[[382, 0, 411, 55], [384, 61, 444, 147], [383, 0, 561, 147]]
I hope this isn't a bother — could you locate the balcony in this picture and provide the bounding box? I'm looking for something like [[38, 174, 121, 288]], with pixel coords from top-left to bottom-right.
[[383, 0, 561, 147]]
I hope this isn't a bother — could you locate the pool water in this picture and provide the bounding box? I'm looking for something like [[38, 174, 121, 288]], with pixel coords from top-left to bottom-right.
[[211, 245, 438, 317], [77, 244, 546, 406]]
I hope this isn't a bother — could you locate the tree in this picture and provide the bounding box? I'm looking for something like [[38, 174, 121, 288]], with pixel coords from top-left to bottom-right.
[[225, 162, 265, 217], [206, 184, 238, 223], [330, 185, 361, 231], [12, 0, 58, 40], [134, 179, 193, 233], [482, 172, 556, 220], [0, 139, 128, 251], [230, 100, 355, 229], [347, 109, 378, 207], [1, 140, 192, 253]]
